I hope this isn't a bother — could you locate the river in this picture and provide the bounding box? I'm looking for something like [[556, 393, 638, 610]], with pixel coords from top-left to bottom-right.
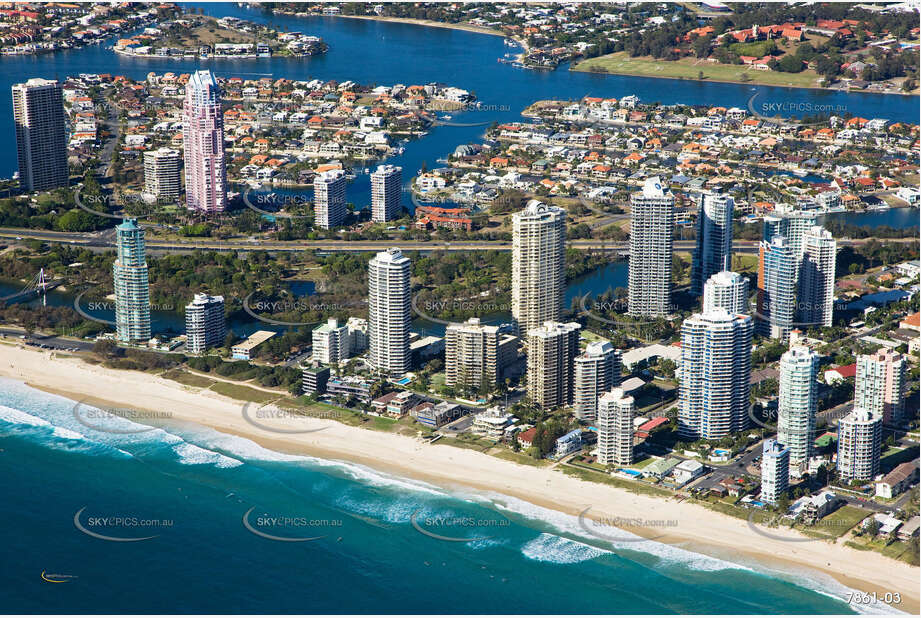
[[0, 2, 918, 220]]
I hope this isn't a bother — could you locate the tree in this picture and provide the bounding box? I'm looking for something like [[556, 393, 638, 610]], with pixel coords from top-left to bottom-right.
[[692, 34, 712, 59], [777, 55, 806, 73], [657, 358, 677, 378], [777, 494, 791, 512], [93, 339, 119, 357]]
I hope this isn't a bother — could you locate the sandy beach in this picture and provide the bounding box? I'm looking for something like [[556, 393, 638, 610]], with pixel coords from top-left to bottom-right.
[[1, 343, 917, 613]]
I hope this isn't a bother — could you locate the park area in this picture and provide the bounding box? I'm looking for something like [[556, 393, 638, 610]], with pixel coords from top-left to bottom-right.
[[573, 52, 822, 89]]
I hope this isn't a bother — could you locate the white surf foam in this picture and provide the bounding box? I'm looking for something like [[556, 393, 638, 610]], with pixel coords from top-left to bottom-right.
[[171, 442, 243, 468], [0, 402, 131, 456], [0, 403, 56, 429], [487, 493, 752, 573], [521, 532, 609, 564], [302, 456, 447, 496]]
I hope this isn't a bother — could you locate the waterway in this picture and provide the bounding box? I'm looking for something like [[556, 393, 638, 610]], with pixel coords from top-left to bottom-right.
[[0, 3, 917, 223]]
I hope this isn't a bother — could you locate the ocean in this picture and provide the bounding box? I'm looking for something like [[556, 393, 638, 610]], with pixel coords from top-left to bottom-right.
[[0, 3, 916, 613], [0, 377, 898, 614]]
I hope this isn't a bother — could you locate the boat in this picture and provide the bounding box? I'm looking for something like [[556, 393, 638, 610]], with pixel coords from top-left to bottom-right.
[[791, 169, 808, 177]]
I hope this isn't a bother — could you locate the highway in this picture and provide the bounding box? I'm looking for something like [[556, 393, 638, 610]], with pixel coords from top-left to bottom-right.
[[0, 326, 95, 352], [0, 228, 915, 255]]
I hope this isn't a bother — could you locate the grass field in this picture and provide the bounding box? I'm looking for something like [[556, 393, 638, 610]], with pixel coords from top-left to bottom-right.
[[573, 52, 822, 89], [491, 448, 546, 467], [631, 456, 656, 469], [731, 254, 760, 277], [808, 505, 868, 539], [881, 445, 919, 471], [160, 369, 216, 388], [209, 382, 279, 404], [846, 537, 920, 566]]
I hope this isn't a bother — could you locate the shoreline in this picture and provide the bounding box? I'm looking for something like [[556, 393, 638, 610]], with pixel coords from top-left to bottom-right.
[[309, 13, 529, 64], [309, 13, 507, 39], [571, 58, 919, 97], [2, 343, 918, 614], [112, 48, 322, 60]]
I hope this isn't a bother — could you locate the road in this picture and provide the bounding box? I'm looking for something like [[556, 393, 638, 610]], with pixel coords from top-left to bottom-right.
[[1, 228, 915, 254], [690, 439, 766, 493], [0, 326, 95, 352]]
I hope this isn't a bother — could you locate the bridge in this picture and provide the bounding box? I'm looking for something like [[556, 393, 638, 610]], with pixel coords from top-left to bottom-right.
[[0, 269, 62, 304]]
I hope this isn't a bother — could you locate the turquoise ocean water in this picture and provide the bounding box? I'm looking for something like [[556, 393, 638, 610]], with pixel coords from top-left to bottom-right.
[[0, 377, 901, 614]]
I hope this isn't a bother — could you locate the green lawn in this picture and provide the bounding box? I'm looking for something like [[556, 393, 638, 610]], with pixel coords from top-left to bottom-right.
[[491, 449, 547, 467], [429, 372, 446, 390], [569, 458, 609, 472], [161, 369, 215, 388], [364, 415, 399, 432], [700, 498, 752, 521], [631, 456, 656, 469], [573, 52, 821, 89], [846, 537, 920, 566], [435, 434, 496, 452], [881, 445, 919, 471], [731, 254, 760, 277], [209, 382, 279, 404], [807, 505, 868, 539], [580, 330, 606, 344]]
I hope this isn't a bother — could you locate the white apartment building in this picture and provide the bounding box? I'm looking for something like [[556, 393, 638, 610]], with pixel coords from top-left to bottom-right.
[[526, 321, 580, 408], [702, 270, 749, 315], [371, 164, 402, 222], [855, 349, 907, 425], [573, 340, 621, 421], [368, 248, 411, 377], [143, 147, 181, 202], [837, 407, 882, 482], [692, 192, 734, 296], [314, 169, 347, 229], [678, 309, 752, 439], [761, 438, 790, 504], [597, 387, 635, 466], [799, 226, 836, 327], [629, 177, 674, 317], [184, 293, 225, 354], [512, 200, 566, 336], [312, 318, 350, 365], [777, 345, 820, 470]]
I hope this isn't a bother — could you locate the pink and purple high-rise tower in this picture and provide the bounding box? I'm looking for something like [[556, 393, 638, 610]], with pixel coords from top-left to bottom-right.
[[182, 70, 227, 214]]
